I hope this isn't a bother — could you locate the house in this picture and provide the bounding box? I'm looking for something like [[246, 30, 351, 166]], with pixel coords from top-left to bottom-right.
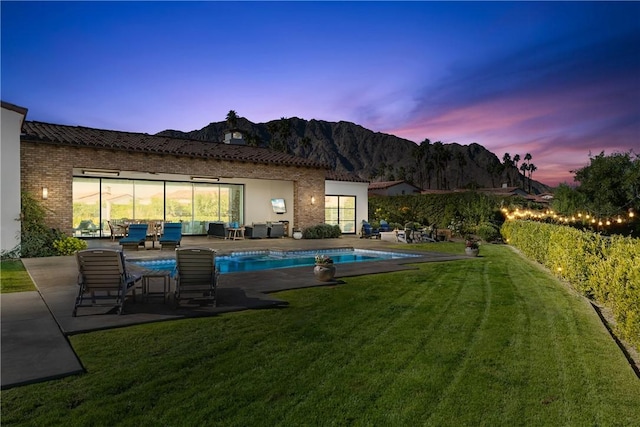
[[1, 101, 370, 253], [368, 180, 422, 196], [1, 102, 27, 253]]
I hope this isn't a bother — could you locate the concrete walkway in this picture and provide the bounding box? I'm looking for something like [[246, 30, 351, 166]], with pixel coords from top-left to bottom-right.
[[1, 236, 467, 389]]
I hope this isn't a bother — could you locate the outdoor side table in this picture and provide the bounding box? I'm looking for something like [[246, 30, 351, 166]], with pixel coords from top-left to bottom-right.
[[142, 271, 171, 303]]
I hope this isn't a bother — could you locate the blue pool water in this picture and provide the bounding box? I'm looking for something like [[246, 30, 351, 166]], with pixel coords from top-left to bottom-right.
[[129, 248, 420, 275]]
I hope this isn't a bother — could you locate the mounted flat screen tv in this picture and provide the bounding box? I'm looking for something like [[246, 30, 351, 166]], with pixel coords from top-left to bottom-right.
[[271, 198, 286, 214]]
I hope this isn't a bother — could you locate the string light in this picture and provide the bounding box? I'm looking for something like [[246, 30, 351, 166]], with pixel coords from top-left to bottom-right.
[[501, 205, 637, 233]]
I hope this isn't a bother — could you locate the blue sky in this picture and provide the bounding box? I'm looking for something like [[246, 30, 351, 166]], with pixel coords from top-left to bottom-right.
[[2, 1, 639, 186]]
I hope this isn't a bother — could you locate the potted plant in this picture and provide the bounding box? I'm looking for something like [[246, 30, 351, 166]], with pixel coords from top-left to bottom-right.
[[465, 236, 480, 257], [313, 253, 336, 281], [292, 228, 303, 240]]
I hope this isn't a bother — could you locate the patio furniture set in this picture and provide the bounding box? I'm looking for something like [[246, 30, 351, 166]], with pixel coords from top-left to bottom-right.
[[73, 247, 217, 317]]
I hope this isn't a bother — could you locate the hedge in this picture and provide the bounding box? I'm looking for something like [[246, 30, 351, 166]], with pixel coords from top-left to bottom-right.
[[501, 220, 640, 348]]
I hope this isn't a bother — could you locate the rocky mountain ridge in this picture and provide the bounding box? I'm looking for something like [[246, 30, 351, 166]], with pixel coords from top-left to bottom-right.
[[157, 117, 549, 194]]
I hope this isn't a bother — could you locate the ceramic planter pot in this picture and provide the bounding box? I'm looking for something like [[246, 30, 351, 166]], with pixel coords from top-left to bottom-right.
[[465, 247, 479, 257], [293, 231, 303, 240], [314, 264, 336, 281]]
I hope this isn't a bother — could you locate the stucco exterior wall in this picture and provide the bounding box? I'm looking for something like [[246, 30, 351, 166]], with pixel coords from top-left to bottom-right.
[[21, 142, 326, 235], [1, 107, 25, 253]]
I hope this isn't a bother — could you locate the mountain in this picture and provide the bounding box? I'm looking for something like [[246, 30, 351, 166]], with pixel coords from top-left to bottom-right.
[[157, 117, 550, 194]]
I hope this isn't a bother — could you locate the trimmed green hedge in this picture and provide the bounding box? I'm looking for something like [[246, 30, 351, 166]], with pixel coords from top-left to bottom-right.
[[302, 224, 342, 239], [501, 220, 640, 348]]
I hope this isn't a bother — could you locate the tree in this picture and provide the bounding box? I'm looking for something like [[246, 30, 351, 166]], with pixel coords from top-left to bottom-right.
[[519, 163, 529, 190], [456, 151, 467, 188], [245, 133, 261, 147], [513, 154, 521, 169], [267, 117, 291, 153], [413, 139, 429, 189], [527, 163, 537, 193], [572, 150, 640, 216], [226, 110, 238, 129], [511, 153, 521, 187], [551, 183, 588, 215], [501, 152, 513, 186]]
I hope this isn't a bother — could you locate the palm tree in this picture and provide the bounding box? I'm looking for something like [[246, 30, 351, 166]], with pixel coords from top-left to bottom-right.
[[413, 138, 431, 189], [456, 151, 467, 188], [501, 153, 513, 186], [226, 110, 238, 129], [528, 163, 537, 193], [520, 163, 529, 191], [523, 153, 533, 192], [512, 154, 521, 187]]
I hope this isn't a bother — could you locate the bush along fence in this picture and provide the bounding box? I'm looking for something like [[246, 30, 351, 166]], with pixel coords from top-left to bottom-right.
[[501, 220, 640, 349]]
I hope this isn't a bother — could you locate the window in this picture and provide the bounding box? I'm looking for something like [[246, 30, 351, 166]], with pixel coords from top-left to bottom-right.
[[72, 177, 244, 237], [324, 195, 356, 234]]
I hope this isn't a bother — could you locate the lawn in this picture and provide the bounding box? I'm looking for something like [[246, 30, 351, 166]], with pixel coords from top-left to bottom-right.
[[0, 259, 37, 293], [2, 244, 639, 425]]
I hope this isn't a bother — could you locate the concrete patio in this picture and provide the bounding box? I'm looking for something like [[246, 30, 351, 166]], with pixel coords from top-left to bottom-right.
[[1, 235, 467, 389]]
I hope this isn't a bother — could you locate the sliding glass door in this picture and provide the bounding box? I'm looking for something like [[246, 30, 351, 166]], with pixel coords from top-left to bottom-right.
[[72, 177, 244, 237]]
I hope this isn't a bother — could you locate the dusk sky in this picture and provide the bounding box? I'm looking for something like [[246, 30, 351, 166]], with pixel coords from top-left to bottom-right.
[[2, 1, 639, 186]]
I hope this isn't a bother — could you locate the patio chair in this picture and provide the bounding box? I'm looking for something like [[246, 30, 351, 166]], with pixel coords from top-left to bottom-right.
[[207, 222, 227, 239], [174, 248, 218, 307], [268, 222, 285, 238], [107, 220, 127, 241], [119, 223, 148, 250], [73, 249, 141, 316], [75, 219, 98, 237], [360, 220, 380, 239], [379, 220, 391, 232], [159, 222, 182, 250], [245, 223, 268, 238]]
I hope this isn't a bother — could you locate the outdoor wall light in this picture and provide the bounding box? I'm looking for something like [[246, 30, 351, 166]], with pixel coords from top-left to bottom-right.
[[191, 176, 220, 182], [82, 169, 120, 177], [311, 196, 316, 205], [42, 187, 48, 200]]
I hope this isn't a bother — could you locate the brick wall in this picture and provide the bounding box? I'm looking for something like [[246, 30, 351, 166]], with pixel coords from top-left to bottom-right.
[[21, 142, 326, 235]]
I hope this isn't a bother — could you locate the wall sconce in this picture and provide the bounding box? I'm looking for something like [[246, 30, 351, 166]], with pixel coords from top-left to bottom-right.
[[42, 187, 48, 200], [311, 196, 315, 205]]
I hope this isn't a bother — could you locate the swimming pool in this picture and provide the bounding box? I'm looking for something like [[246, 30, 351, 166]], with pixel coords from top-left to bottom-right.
[[129, 248, 421, 275]]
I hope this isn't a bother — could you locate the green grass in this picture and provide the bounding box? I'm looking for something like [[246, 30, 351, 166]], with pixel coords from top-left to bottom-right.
[[0, 259, 37, 293], [2, 244, 639, 425]]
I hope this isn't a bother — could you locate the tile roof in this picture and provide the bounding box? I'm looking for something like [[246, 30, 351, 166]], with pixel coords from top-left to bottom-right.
[[1, 101, 28, 116], [368, 180, 417, 190], [21, 121, 329, 169], [326, 170, 369, 183]]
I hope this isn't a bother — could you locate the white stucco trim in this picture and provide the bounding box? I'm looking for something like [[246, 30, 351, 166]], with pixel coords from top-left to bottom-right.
[[1, 104, 26, 253]]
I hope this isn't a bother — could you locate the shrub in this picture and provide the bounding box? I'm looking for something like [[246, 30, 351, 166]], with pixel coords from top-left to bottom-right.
[[475, 221, 501, 242], [53, 236, 88, 256], [17, 192, 73, 258], [302, 224, 342, 239], [501, 220, 640, 348]]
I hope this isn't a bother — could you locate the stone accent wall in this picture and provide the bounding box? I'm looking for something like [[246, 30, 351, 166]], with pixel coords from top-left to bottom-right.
[[21, 142, 326, 235]]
